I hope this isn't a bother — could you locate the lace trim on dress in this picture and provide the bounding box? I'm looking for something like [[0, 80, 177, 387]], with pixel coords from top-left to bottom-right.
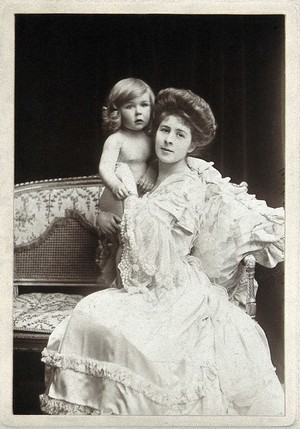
[[118, 174, 204, 301], [119, 199, 181, 301], [41, 348, 218, 408], [40, 393, 103, 415]]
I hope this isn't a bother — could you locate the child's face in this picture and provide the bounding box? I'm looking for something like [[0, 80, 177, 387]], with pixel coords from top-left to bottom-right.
[[155, 115, 195, 164], [120, 94, 151, 132]]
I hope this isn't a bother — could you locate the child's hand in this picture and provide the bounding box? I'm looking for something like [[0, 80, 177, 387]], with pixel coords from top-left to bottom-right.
[[137, 170, 157, 193], [114, 163, 138, 196], [111, 183, 130, 200]]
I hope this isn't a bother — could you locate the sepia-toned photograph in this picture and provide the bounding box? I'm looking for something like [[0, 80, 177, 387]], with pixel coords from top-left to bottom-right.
[[1, 1, 299, 427]]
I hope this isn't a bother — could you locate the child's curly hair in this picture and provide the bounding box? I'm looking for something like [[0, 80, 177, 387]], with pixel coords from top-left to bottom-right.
[[102, 78, 155, 134], [153, 88, 217, 156]]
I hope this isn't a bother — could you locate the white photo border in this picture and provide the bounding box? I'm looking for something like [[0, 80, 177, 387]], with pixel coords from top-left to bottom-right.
[[0, 0, 299, 427]]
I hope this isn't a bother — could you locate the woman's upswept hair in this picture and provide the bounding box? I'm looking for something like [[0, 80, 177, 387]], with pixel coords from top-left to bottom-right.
[[102, 78, 155, 134], [153, 88, 217, 155]]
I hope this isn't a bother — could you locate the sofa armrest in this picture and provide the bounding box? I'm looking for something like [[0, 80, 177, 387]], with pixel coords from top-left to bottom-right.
[[242, 254, 257, 319]]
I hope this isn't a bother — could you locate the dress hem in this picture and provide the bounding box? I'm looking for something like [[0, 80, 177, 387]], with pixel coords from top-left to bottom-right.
[[41, 348, 215, 408]]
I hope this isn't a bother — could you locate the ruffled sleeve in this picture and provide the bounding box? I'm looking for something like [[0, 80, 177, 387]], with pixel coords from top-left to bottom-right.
[[188, 157, 284, 298], [118, 173, 203, 300]]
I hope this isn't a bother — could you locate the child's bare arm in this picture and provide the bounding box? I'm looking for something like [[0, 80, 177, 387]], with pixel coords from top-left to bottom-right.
[[99, 135, 130, 200]]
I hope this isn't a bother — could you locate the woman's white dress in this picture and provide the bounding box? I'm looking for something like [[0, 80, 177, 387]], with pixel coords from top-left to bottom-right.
[[40, 159, 284, 416]]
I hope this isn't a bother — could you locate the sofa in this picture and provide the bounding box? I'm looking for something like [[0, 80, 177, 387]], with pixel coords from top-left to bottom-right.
[[13, 174, 257, 353]]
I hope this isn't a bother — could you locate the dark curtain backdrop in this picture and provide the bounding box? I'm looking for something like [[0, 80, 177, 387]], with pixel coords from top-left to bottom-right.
[[15, 14, 284, 206], [15, 14, 285, 380]]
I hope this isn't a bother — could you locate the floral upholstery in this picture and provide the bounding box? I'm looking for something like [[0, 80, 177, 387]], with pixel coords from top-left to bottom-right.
[[14, 292, 83, 334], [14, 181, 104, 247]]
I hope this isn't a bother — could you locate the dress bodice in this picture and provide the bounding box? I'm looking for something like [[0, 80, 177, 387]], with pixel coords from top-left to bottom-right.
[[117, 158, 284, 301]]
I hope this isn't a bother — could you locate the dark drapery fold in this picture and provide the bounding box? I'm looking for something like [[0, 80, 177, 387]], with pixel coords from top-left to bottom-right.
[[205, 16, 284, 207]]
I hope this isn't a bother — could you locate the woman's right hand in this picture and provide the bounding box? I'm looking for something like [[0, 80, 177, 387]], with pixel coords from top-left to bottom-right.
[[96, 210, 122, 235]]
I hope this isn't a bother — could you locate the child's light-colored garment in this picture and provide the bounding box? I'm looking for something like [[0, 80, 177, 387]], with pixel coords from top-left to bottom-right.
[[40, 160, 284, 415]]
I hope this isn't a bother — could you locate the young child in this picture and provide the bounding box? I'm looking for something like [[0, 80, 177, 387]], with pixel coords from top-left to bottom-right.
[[97, 78, 156, 285]]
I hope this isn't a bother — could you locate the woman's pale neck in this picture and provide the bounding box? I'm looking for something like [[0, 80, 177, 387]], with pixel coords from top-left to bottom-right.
[[157, 160, 190, 180]]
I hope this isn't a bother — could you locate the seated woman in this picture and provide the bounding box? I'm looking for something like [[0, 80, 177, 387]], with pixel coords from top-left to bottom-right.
[[40, 88, 284, 416]]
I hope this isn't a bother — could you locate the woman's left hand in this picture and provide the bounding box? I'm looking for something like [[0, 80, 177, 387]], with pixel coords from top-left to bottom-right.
[[137, 169, 157, 193], [96, 210, 122, 235]]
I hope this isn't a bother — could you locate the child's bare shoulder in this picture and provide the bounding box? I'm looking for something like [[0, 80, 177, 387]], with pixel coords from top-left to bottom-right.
[[103, 132, 123, 150]]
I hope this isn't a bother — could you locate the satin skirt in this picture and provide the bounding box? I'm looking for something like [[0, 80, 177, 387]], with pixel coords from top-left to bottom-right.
[[40, 261, 284, 415]]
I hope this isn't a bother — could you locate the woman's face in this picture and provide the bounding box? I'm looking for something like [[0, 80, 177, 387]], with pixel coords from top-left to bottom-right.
[[155, 115, 195, 164]]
